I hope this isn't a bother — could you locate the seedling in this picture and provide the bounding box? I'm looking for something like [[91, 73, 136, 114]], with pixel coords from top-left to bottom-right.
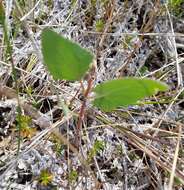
[[50, 134, 65, 156], [41, 29, 168, 109], [68, 169, 78, 183], [41, 29, 168, 141], [95, 19, 104, 32], [16, 115, 36, 139], [38, 169, 53, 186], [88, 140, 105, 162]]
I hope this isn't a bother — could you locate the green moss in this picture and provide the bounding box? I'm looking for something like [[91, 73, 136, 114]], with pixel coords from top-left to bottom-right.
[[88, 140, 105, 162], [68, 170, 78, 183], [38, 169, 53, 186], [168, 0, 184, 18], [95, 19, 105, 32]]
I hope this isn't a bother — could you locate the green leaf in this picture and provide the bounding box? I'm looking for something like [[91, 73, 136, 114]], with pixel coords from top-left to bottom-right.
[[41, 29, 94, 81], [93, 78, 168, 111]]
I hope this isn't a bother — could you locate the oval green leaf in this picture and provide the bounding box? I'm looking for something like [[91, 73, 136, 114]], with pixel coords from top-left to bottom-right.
[[93, 78, 168, 111], [41, 29, 94, 81]]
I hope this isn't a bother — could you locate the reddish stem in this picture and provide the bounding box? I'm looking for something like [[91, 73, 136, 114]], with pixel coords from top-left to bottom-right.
[[76, 77, 94, 146]]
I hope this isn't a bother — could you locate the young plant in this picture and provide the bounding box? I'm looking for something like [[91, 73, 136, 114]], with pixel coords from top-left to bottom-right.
[[38, 169, 53, 186], [41, 28, 168, 112], [16, 115, 36, 139], [68, 169, 78, 183], [88, 140, 105, 162], [95, 19, 105, 32]]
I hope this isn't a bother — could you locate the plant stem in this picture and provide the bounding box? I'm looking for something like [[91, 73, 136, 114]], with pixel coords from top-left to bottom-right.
[[2, 3, 22, 155], [76, 76, 94, 148]]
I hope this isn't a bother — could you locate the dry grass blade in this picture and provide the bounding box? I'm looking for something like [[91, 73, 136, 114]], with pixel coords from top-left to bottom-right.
[[168, 125, 182, 190], [116, 126, 184, 182], [164, 4, 183, 88]]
